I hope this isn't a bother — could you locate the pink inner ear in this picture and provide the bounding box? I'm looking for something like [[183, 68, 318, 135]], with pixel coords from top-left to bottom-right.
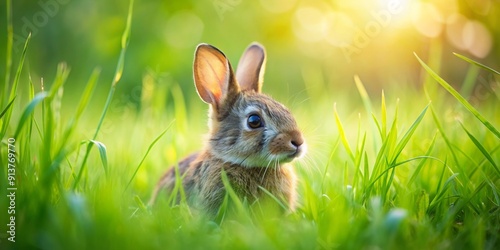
[[207, 82, 221, 103], [204, 58, 227, 102], [236, 43, 266, 93], [194, 45, 230, 105]]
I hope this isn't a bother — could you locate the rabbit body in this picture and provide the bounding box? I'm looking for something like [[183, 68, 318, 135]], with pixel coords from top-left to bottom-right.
[[150, 43, 305, 215]]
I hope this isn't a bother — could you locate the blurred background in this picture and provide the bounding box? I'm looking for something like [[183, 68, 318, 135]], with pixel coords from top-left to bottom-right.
[[1, 0, 498, 100]]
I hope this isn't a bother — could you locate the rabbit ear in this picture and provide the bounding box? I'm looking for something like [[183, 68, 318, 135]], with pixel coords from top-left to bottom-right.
[[236, 42, 266, 93], [194, 44, 239, 107]]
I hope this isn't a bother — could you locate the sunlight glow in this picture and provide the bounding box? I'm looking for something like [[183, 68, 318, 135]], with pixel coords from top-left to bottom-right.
[[411, 2, 444, 38]]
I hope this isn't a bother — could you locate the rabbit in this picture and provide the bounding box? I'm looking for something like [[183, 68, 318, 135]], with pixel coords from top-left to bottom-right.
[[149, 42, 306, 216]]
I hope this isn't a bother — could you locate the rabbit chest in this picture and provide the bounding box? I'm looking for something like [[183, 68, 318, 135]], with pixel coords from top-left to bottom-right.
[[184, 154, 297, 213]]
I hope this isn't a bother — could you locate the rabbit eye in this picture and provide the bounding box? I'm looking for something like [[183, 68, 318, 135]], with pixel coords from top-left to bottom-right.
[[247, 114, 262, 129]]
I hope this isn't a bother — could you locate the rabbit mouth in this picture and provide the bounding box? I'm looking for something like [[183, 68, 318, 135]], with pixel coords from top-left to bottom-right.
[[290, 144, 306, 159], [282, 142, 306, 161], [272, 144, 306, 163], [224, 143, 306, 167]]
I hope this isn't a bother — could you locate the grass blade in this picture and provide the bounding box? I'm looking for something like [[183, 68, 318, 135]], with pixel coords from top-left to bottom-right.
[[113, 0, 134, 86], [390, 104, 429, 164], [425, 100, 462, 175], [221, 169, 249, 218], [3, 0, 13, 105], [408, 132, 437, 186], [0, 96, 16, 119], [453, 53, 500, 75], [334, 103, 354, 161], [57, 68, 100, 150], [75, 68, 101, 121], [14, 92, 48, 138], [125, 122, 173, 190], [134, 195, 148, 214], [429, 172, 459, 210], [415, 53, 500, 139], [460, 65, 480, 98], [459, 122, 500, 176], [89, 140, 108, 175], [73, 0, 134, 189], [258, 186, 288, 211], [381, 90, 387, 140], [2, 33, 31, 137], [48, 63, 70, 99], [354, 75, 372, 115]]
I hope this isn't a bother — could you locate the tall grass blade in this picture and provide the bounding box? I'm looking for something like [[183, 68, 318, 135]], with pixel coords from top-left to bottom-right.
[[73, 0, 134, 189], [14, 92, 48, 138], [0, 96, 16, 119], [113, 0, 134, 86], [321, 136, 340, 193], [220, 169, 249, 219], [48, 63, 70, 99], [426, 102, 460, 169], [445, 181, 487, 226], [334, 103, 354, 161], [354, 75, 372, 115], [416, 190, 429, 222], [429, 172, 459, 210], [353, 132, 366, 187], [460, 65, 480, 98], [75, 68, 101, 121], [58, 69, 100, 150], [20, 74, 35, 169], [372, 113, 382, 139], [381, 91, 387, 140], [169, 161, 187, 205], [172, 83, 187, 133], [415, 53, 500, 139], [453, 53, 500, 75], [88, 140, 108, 175], [125, 122, 173, 190], [381, 101, 398, 171], [363, 152, 370, 187], [390, 104, 428, 164], [258, 186, 288, 211], [134, 195, 148, 214], [408, 132, 437, 186], [3, 0, 13, 105], [459, 122, 500, 176], [2, 33, 31, 137]]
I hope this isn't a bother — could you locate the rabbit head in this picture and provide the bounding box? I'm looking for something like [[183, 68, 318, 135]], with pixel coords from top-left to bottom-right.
[[193, 43, 305, 168]]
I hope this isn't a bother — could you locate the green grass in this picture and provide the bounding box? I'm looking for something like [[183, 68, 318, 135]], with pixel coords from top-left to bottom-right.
[[1, 2, 499, 250]]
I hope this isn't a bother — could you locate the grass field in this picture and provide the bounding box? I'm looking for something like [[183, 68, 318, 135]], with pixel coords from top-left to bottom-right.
[[1, 1, 499, 249]]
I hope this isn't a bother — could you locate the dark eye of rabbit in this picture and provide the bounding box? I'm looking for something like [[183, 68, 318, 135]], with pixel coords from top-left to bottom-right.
[[247, 114, 262, 129]]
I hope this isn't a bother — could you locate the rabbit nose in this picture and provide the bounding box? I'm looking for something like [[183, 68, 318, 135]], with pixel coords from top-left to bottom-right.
[[269, 131, 305, 157], [291, 138, 303, 148], [289, 130, 304, 148], [290, 130, 304, 146]]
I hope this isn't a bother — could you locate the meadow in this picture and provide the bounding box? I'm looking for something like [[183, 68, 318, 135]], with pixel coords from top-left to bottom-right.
[[1, 0, 499, 249]]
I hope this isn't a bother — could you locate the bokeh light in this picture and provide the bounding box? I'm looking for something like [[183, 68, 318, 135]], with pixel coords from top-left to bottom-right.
[[412, 2, 444, 38], [446, 13, 468, 50], [463, 20, 493, 58], [164, 11, 204, 49]]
